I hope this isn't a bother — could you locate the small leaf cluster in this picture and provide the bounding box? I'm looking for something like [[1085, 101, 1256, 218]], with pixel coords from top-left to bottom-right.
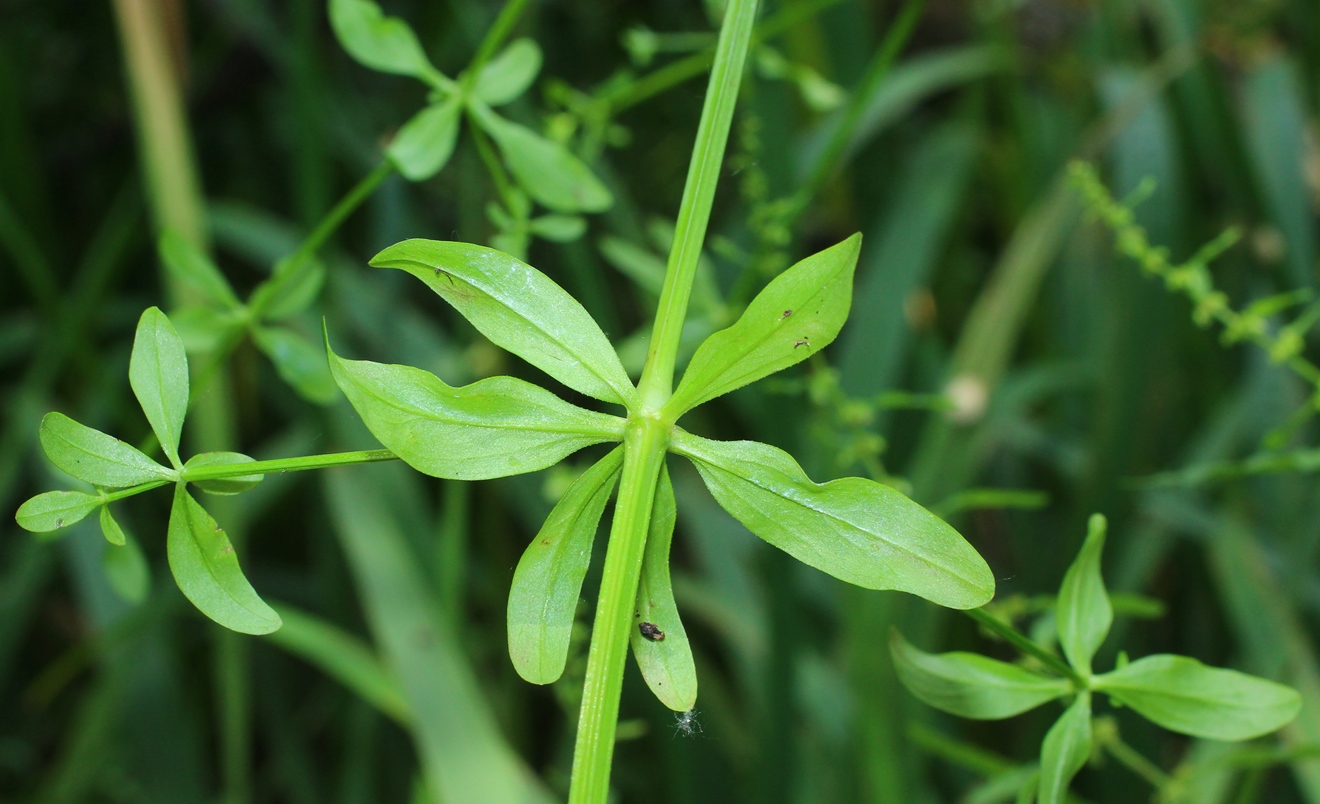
[[164, 231, 336, 403], [325, 233, 995, 711], [891, 514, 1302, 803], [17, 309, 280, 635], [330, 0, 610, 256]]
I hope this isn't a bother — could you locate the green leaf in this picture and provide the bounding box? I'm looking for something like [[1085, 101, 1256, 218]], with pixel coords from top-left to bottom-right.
[[529, 214, 587, 243], [673, 430, 994, 609], [249, 254, 326, 320], [171, 305, 243, 353], [369, 239, 637, 407], [265, 604, 409, 725], [890, 630, 1069, 719], [252, 325, 339, 403], [99, 505, 126, 545], [1056, 513, 1112, 675], [327, 340, 626, 480], [1094, 654, 1302, 740], [507, 447, 623, 684], [472, 38, 542, 106], [1038, 693, 1091, 804], [167, 484, 281, 635], [103, 528, 151, 604], [667, 235, 861, 416], [630, 462, 697, 712], [15, 490, 101, 534], [471, 108, 613, 213], [129, 307, 190, 469], [388, 98, 462, 181], [159, 230, 240, 309], [328, 0, 436, 80], [39, 412, 174, 488], [183, 452, 264, 496]]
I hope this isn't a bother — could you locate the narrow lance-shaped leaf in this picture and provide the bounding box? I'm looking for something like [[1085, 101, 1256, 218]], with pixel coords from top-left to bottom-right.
[[1038, 693, 1091, 804], [253, 326, 339, 404], [1094, 654, 1301, 741], [327, 336, 626, 480], [472, 38, 542, 106], [15, 490, 101, 534], [890, 629, 1070, 719], [160, 229, 240, 309], [129, 307, 190, 469], [248, 254, 325, 320], [667, 234, 861, 416], [328, 0, 437, 81], [183, 452, 264, 496], [39, 412, 174, 488], [631, 462, 698, 712], [388, 97, 462, 181], [103, 527, 151, 604], [369, 239, 637, 408], [1057, 514, 1112, 675], [167, 484, 281, 635], [507, 447, 623, 684], [469, 105, 613, 214], [673, 430, 994, 609]]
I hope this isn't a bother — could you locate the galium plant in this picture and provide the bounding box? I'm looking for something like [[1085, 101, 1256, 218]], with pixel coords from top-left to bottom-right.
[[892, 514, 1302, 803], [15, 0, 999, 799]]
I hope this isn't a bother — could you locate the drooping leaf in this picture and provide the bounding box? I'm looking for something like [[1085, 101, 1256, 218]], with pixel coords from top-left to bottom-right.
[[890, 630, 1069, 719], [472, 38, 542, 106], [103, 526, 151, 604], [183, 452, 264, 496], [167, 484, 281, 635], [471, 108, 613, 213], [1038, 693, 1091, 804], [1094, 654, 1301, 741], [529, 214, 587, 243], [99, 505, 126, 546], [631, 462, 697, 711], [265, 604, 410, 725], [673, 429, 994, 609], [15, 490, 101, 534], [369, 239, 637, 407], [129, 307, 190, 469], [388, 97, 463, 181], [508, 447, 623, 684], [249, 254, 326, 320], [328, 0, 436, 80], [39, 412, 174, 488], [327, 341, 626, 480], [253, 325, 338, 403], [667, 235, 861, 416], [1056, 514, 1112, 675], [159, 229, 240, 309]]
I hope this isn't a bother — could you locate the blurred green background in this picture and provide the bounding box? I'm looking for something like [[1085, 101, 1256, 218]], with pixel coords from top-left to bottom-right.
[[3, 0, 1320, 801]]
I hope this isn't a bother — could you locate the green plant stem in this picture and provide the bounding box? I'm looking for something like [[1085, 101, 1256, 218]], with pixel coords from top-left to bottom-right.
[[291, 160, 394, 265], [568, 420, 668, 803], [1102, 730, 1173, 790], [638, 0, 759, 410], [465, 0, 533, 86], [963, 608, 1086, 686], [181, 449, 399, 481]]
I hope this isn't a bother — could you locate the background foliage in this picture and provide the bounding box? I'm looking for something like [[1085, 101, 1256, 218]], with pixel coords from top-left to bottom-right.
[[3, 0, 1320, 801]]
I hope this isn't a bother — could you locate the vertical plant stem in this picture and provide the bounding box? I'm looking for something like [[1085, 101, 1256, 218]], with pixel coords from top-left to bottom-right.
[[569, 2, 759, 801]]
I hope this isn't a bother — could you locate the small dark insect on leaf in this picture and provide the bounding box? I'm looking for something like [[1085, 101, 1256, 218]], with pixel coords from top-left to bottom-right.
[[780, 309, 793, 320], [639, 622, 665, 641], [793, 338, 809, 349]]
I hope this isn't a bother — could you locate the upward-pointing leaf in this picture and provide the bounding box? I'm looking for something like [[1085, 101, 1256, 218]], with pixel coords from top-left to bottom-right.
[[369, 239, 637, 408], [631, 462, 698, 712], [508, 447, 623, 684], [1057, 514, 1112, 675], [159, 230, 240, 309], [327, 338, 626, 480], [472, 38, 542, 106], [38, 412, 174, 488], [129, 307, 189, 469], [329, 0, 436, 81], [470, 107, 613, 213], [673, 429, 994, 609], [667, 235, 861, 417], [167, 484, 281, 635]]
